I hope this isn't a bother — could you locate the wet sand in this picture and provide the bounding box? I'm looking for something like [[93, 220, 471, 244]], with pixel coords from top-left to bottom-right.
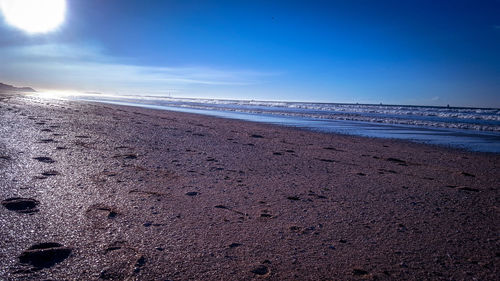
[[1, 93, 499, 280]]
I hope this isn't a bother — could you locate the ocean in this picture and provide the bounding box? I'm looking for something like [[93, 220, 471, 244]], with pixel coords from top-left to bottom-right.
[[63, 94, 500, 153]]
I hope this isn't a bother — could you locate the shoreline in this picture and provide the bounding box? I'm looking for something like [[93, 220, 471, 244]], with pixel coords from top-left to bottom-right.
[[1, 93, 499, 280], [83, 98, 499, 156], [68, 95, 500, 154]]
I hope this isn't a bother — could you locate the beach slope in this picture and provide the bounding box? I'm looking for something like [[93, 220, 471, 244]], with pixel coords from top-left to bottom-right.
[[1, 93, 498, 280]]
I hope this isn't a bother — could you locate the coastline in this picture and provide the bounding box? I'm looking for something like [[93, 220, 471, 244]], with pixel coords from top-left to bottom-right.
[[1, 93, 499, 280], [69, 95, 500, 153]]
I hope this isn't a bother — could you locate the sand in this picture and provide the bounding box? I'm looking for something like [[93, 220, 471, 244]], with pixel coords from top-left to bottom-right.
[[0, 93, 499, 280]]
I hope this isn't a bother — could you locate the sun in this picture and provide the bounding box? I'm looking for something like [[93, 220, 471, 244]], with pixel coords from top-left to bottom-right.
[[0, 0, 66, 33]]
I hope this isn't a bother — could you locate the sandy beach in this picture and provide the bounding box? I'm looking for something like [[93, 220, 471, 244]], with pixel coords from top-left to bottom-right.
[[0, 93, 498, 280]]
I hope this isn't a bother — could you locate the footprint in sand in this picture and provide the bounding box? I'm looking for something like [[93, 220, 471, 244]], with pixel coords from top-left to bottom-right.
[[377, 169, 396, 176], [0, 155, 11, 161], [33, 157, 55, 163], [114, 153, 137, 160], [448, 186, 480, 192], [460, 172, 476, 177], [250, 134, 264, 139], [19, 242, 71, 268], [323, 147, 344, 152], [352, 268, 369, 276], [86, 204, 119, 220], [229, 243, 242, 248], [41, 170, 60, 177], [129, 189, 167, 202], [2, 197, 39, 213], [317, 158, 335, 163], [39, 138, 56, 143], [458, 186, 479, 192], [386, 157, 407, 165], [214, 205, 247, 216], [251, 264, 270, 277], [99, 241, 143, 280]]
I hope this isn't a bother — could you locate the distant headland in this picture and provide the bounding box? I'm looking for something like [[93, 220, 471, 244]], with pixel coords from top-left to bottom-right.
[[0, 82, 36, 93]]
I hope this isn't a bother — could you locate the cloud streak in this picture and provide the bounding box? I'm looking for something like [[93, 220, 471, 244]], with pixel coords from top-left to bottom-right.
[[0, 42, 278, 95]]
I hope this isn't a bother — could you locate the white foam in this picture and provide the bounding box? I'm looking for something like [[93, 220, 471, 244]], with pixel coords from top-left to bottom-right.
[[69, 94, 500, 132]]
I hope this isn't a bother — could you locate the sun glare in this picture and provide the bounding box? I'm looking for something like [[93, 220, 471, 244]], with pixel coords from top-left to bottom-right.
[[0, 0, 66, 33]]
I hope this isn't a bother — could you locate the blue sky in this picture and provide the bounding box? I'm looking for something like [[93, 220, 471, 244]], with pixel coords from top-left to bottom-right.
[[0, 0, 499, 107]]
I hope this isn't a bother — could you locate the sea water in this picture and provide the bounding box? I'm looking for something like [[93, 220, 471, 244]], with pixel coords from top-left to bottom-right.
[[67, 94, 500, 153]]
